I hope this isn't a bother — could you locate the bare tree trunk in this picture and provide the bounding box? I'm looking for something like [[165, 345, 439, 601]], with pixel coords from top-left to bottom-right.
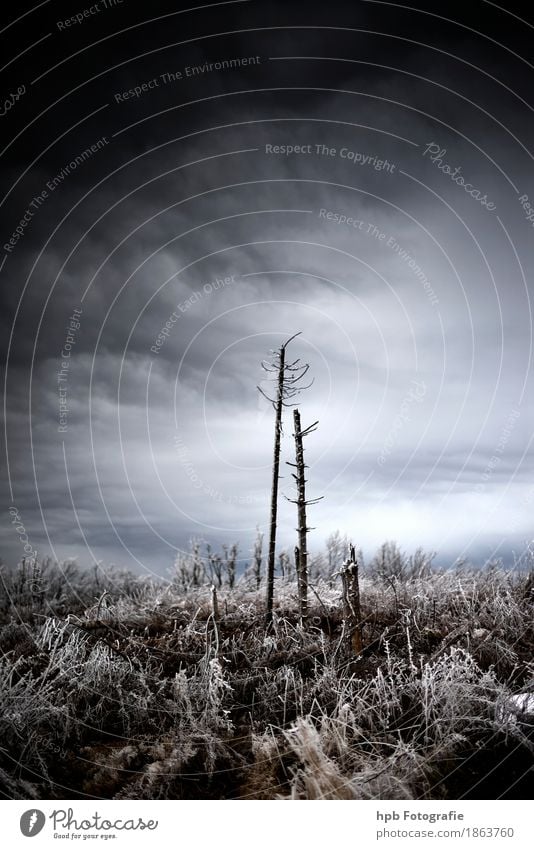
[[287, 411, 322, 626], [293, 409, 308, 623], [341, 544, 363, 655], [259, 331, 310, 627], [253, 528, 263, 590], [265, 345, 285, 627]]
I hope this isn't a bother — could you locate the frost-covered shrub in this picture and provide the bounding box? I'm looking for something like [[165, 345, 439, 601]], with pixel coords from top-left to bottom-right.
[[0, 562, 533, 799]]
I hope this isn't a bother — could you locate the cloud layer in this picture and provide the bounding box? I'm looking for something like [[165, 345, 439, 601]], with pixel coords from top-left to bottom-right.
[[1, 0, 533, 574]]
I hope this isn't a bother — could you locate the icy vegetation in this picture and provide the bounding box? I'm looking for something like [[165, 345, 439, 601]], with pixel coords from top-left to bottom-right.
[[0, 547, 533, 800]]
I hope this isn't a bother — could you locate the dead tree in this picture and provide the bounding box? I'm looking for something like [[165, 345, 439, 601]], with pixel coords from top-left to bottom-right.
[[341, 544, 363, 655], [252, 528, 263, 590], [287, 409, 323, 624], [190, 540, 204, 587], [258, 332, 312, 626], [206, 543, 223, 588], [279, 550, 291, 580], [223, 543, 238, 589]]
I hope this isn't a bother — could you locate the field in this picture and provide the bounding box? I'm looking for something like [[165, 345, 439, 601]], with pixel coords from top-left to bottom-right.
[[1, 552, 533, 800]]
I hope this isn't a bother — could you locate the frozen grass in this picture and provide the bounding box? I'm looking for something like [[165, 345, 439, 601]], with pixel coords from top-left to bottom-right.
[[0, 558, 532, 799]]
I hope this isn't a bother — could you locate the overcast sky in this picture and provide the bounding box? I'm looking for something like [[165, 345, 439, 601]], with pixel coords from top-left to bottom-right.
[[1, 0, 533, 576]]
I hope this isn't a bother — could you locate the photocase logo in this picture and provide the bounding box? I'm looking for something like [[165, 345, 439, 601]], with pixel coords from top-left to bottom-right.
[[20, 809, 45, 837]]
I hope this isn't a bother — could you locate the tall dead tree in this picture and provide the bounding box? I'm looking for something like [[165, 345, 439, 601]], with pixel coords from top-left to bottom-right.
[[287, 409, 323, 624], [258, 333, 312, 626]]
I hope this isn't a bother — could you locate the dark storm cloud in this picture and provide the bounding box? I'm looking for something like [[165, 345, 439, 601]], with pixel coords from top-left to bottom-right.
[[1, 0, 533, 572]]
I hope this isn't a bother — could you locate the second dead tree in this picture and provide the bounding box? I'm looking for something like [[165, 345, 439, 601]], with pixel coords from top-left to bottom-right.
[[287, 409, 323, 625]]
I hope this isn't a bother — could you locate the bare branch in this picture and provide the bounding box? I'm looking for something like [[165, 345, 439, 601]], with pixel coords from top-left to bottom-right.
[[301, 420, 319, 437], [281, 331, 302, 350], [286, 363, 310, 379], [257, 384, 275, 401]]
